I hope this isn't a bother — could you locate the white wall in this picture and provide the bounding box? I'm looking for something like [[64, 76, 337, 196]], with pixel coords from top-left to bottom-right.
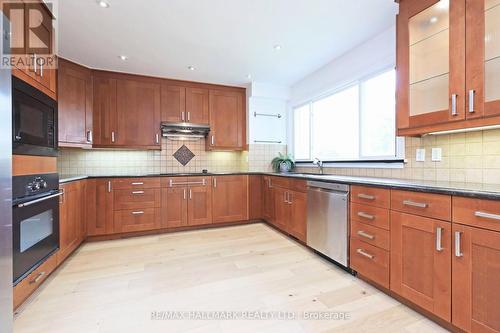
[[289, 26, 396, 107]]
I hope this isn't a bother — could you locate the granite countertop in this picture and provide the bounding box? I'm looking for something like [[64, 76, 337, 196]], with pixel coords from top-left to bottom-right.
[[59, 172, 500, 200]]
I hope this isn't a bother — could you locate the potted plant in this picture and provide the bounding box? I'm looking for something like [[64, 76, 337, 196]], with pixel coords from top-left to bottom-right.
[[271, 153, 296, 173]]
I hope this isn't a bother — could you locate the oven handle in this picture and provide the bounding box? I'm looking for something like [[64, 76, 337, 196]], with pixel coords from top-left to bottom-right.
[[17, 192, 63, 208]]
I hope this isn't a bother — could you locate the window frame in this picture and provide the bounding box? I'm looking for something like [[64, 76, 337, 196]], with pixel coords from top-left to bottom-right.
[[290, 67, 404, 165]]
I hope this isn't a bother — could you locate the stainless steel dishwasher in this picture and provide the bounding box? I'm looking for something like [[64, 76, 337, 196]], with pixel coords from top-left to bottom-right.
[[307, 181, 349, 268]]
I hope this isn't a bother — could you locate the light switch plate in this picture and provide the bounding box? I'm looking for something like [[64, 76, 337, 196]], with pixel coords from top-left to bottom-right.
[[416, 148, 426, 162], [432, 148, 442, 161]]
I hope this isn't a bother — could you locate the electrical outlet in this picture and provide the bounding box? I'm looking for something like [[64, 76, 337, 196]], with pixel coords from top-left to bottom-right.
[[416, 148, 426, 162], [432, 148, 442, 162]]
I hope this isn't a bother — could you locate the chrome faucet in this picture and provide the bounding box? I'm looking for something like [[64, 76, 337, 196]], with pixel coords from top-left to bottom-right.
[[313, 158, 324, 175]]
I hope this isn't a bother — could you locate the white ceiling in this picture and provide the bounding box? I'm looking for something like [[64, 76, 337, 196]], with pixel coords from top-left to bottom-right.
[[58, 0, 398, 87]]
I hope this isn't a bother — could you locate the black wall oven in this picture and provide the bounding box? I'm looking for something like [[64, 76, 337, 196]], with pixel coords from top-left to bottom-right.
[[12, 173, 60, 284], [12, 76, 58, 157]]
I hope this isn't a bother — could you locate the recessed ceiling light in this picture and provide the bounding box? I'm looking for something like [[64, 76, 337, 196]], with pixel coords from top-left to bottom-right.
[[436, 0, 449, 10], [430, 16, 438, 23], [118, 55, 128, 61], [97, 0, 110, 8], [188, 66, 196, 71], [273, 45, 282, 51], [246, 74, 252, 79]]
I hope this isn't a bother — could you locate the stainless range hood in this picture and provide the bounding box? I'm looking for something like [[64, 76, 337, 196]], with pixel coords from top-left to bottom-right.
[[161, 122, 210, 141]]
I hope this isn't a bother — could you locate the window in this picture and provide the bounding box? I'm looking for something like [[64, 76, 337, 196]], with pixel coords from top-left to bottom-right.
[[292, 69, 399, 162]]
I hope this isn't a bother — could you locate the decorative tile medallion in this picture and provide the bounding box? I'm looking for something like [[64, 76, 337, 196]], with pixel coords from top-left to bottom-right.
[[173, 144, 195, 166]]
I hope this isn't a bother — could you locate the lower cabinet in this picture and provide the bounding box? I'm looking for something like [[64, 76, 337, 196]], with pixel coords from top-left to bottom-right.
[[86, 179, 114, 236], [58, 180, 87, 264], [271, 180, 307, 243], [273, 187, 289, 232], [161, 177, 213, 227], [212, 175, 248, 223], [390, 211, 452, 321], [452, 224, 500, 333], [262, 176, 275, 224], [114, 208, 161, 233]]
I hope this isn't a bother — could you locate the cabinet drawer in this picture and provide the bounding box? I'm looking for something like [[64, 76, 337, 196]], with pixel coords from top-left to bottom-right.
[[350, 202, 390, 230], [350, 238, 389, 289], [14, 253, 58, 309], [453, 197, 500, 232], [112, 177, 160, 190], [114, 188, 160, 210], [391, 190, 451, 221], [289, 179, 307, 192], [351, 185, 390, 208], [113, 208, 161, 233], [351, 220, 390, 251], [270, 176, 290, 189]]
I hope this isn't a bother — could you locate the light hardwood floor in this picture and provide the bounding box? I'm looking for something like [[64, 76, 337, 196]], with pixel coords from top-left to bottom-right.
[[14, 223, 449, 333]]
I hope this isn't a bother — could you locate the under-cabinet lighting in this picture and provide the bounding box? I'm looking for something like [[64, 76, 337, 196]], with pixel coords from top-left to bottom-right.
[[97, 0, 110, 8], [425, 124, 500, 136]]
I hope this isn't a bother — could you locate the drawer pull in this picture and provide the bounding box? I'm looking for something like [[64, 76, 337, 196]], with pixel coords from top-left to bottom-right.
[[455, 231, 463, 257], [357, 193, 375, 200], [29, 272, 45, 284], [131, 182, 144, 185], [436, 227, 444, 252], [357, 231, 375, 240], [357, 212, 374, 220], [132, 191, 144, 195], [132, 211, 144, 215], [403, 200, 428, 208], [474, 211, 500, 221], [356, 249, 374, 260]]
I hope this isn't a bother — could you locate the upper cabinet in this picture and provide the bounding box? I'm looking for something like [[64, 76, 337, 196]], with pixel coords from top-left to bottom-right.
[[58, 59, 93, 148], [160, 85, 209, 124], [207, 89, 246, 150], [397, 0, 500, 135]]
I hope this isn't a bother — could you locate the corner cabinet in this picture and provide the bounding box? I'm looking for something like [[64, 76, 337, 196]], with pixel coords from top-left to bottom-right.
[[211, 175, 248, 223], [397, 0, 500, 135]]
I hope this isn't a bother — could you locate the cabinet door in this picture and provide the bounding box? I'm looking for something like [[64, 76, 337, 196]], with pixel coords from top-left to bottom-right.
[[397, 0, 465, 130], [58, 59, 93, 146], [161, 85, 185, 123], [207, 90, 245, 150], [452, 224, 500, 333], [273, 187, 289, 232], [161, 186, 188, 228], [391, 211, 452, 321], [212, 176, 248, 223], [466, 0, 500, 118], [86, 179, 114, 236], [187, 180, 212, 226], [116, 79, 161, 147], [93, 77, 117, 146], [288, 191, 307, 242], [58, 180, 85, 264], [186, 88, 209, 124], [262, 177, 275, 223]]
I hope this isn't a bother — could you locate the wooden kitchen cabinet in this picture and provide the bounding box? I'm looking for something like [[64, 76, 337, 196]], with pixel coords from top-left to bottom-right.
[[248, 175, 263, 220], [114, 208, 161, 233], [58, 58, 93, 147], [262, 176, 275, 224], [93, 76, 117, 146], [207, 90, 245, 150], [161, 85, 186, 123], [58, 180, 86, 265], [212, 175, 248, 223], [86, 179, 114, 236], [390, 211, 452, 321], [161, 185, 188, 228], [287, 191, 307, 242], [187, 178, 212, 226], [186, 88, 209, 124], [273, 187, 289, 232], [452, 223, 500, 333]]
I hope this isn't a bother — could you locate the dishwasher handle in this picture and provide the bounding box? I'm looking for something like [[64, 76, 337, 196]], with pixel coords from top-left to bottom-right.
[[307, 186, 349, 197]]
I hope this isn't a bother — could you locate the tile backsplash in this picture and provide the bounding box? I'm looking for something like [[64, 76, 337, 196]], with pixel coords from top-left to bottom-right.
[[58, 140, 286, 176], [297, 128, 500, 185]]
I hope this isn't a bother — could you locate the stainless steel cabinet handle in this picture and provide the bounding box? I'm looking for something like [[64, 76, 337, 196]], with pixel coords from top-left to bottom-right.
[[436, 227, 444, 252], [357, 193, 375, 200], [213, 177, 217, 188], [183, 189, 186, 200], [181, 111, 185, 121], [187, 112, 190, 121], [189, 189, 192, 200], [455, 231, 463, 257], [451, 94, 458, 116], [211, 136, 215, 146], [357, 231, 375, 240], [132, 191, 144, 195], [111, 131, 115, 143], [356, 249, 374, 260], [40, 62, 43, 77], [469, 90, 475, 113], [86, 130, 93, 143], [132, 211, 144, 215], [108, 181, 112, 192], [357, 212, 374, 220], [29, 272, 45, 284], [403, 200, 428, 208], [33, 53, 37, 73], [288, 192, 293, 205], [474, 211, 500, 221], [60, 189, 65, 204], [156, 133, 160, 144], [131, 182, 144, 185]]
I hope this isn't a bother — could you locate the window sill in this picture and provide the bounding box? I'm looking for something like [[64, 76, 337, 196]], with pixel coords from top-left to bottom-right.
[[295, 159, 405, 169]]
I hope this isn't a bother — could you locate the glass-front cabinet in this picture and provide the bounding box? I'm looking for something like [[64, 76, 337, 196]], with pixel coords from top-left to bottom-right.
[[467, 0, 500, 118]]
